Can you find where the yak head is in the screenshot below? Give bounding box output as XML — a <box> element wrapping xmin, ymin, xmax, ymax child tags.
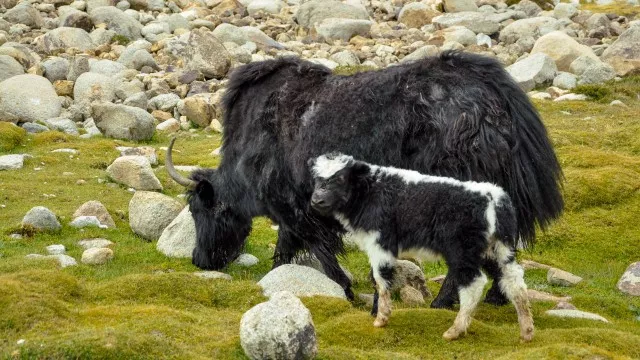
<box><xmin>166</xmin><ymin>138</ymin><xmax>249</xmax><ymax>270</ymax></box>
<box><xmin>308</xmin><ymin>152</ymin><xmax>370</xmax><ymax>216</ymax></box>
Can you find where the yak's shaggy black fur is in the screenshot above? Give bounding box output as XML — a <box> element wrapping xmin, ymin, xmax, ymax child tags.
<box><xmin>184</xmin><ymin>51</ymin><xmax>563</xmax><ymax>306</ymax></box>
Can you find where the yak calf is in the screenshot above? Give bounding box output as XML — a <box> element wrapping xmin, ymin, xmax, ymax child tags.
<box><xmin>309</xmin><ymin>153</ymin><xmax>534</xmax><ymax>341</ymax></box>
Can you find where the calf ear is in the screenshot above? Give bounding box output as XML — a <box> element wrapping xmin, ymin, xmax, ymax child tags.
<box><xmin>348</xmin><ymin>163</ymin><xmax>370</xmax><ymax>184</ymax></box>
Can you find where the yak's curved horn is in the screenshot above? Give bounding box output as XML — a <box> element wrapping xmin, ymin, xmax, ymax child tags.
<box><xmin>166</xmin><ymin>137</ymin><xmax>196</xmax><ymax>189</ymax></box>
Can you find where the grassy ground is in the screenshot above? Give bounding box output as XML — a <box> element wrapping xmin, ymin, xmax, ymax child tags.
<box><xmin>1</xmin><ymin>76</ymin><xmax>640</xmax><ymax>359</ymax></box>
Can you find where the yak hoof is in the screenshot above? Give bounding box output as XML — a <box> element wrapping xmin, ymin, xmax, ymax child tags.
<box><xmin>430</xmin><ymin>297</ymin><xmax>455</xmax><ymax>309</ymax></box>
<box><xmin>344</xmin><ymin>287</ymin><xmax>355</xmax><ymax>302</ymax></box>
<box><xmin>442</xmin><ymin>327</ymin><xmax>462</xmax><ymax>341</ymax></box>
<box><xmin>373</xmin><ymin>318</ymin><xmax>388</xmax><ymax>328</ymax></box>
<box><xmin>483</xmin><ymin>288</ymin><xmax>510</xmax><ymax>306</ymax></box>
<box><xmin>520</xmin><ymin>325</ymin><xmax>535</xmax><ymax>342</ymax></box>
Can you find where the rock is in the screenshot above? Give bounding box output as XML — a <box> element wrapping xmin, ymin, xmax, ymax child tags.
<box><xmin>22</xmin><ymin>123</ymin><xmax>49</xmax><ymax>133</ymax></box>
<box><xmin>89</xmin><ymin>6</ymin><xmax>142</xmax><ymax>40</ymax></box>
<box><xmin>183</xmin><ymin>28</ymin><xmax>231</xmax><ymax>79</ymax></box>
<box><xmin>443</xmin><ymin>26</ymin><xmax>477</xmax><ymax>46</ymax></box>
<box><xmin>3</xmin><ymin>3</ymin><xmax>43</xmax><ymax>27</ymax></box>
<box><xmin>70</xmin><ymin>215</ymin><xmax>107</xmax><ymax>228</ymax></box>
<box><xmin>148</xmin><ymin>93</ymin><xmax>180</xmax><ymax>112</ymax></box>
<box><xmin>258</xmin><ymin>264</ymin><xmax>347</xmax><ymax>299</ymax></box>
<box><xmin>545</xmin><ymin>309</ymin><xmax>609</xmax><ymax>322</ymax></box>
<box><xmin>444</xmin><ymin>0</ymin><xmax>478</xmax><ymax>12</ymax></box>
<box><xmin>554</xmin><ymin>93</ymin><xmax>588</xmax><ymax>101</ymax></box>
<box><xmin>330</xmin><ymin>50</ymin><xmax>360</xmax><ymax>66</ymax></box>
<box><xmin>46</xmin><ymin>244</ymin><xmax>66</xmax><ymax>255</ymax></box>
<box><xmin>553</xmin><ymin>301</ymin><xmax>577</xmax><ymax>310</ymax></box>
<box><xmin>392</xmin><ymin>260</ymin><xmax>431</xmax><ymax>298</ymax></box>
<box><xmin>499</xmin><ymin>17</ymin><xmax>560</xmax><ymax>45</ymax></box>
<box><xmin>212</xmin><ymin>23</ymin><xmax>248</xmax><ymax>45</ymax></box>
<box><xmin>35</xmin><ymin>27</ymin><xmax>94</xmax><ymax>55</ymax></box>
<box><xmin>433</xmin><ymin>12</ymin><xmax>500</xmax><ymax>35</ymax></box>
<box><xmin>0</xmin><ymin>43</ymin><xmax>41</xmax><ymax>70</ymax></box>
<box><xmin>22</xmin><ymin>206</ymin><xmax>61</xmax><ymax>231</ymax></box>
<box><xmin>553</xmin><ymin>2</ymin><xmax>577</xmax><ymax>19</ymax></box>
<box><xmin>117</xmin><ymin>146</ymin><xmax>157</xmax><ymax>165</ymax></box>
<box><xmin>601</xmin><ymin>26</ymin><xmax>640</xmax><ymax>76</ymax></box>
<box><xmin>521</xmin><ymin>259</ymin><xmax>553</xmax><ymax>270</ymax></box>
<box><xmin>0</xmin><ymin>154</ymin><xmax>25</xmax><ymax>170</ymax></box>
<box><xmin>0</xmin><ymin>75</ymin><xmax>61</xmax><ymax>123</ymax></box>
<box><xmin>530</xmin><ymin>31</ymin><xmax>599</xmax><ymax>72</ymax></box>
<box><xmin>553</xmin><ymin>72</ymin><xmax>577</xmax><ymax>89</ymax></box>
<box><xmin>129</xmin><ymin>191</ymin><xmax>183</xmax><ymax>241</ymax></box>
<box><xmin>77</xmin><ymin>238</ymin><xmax>114</xmax><ymax>249</ymax></box>
<box><xmin>617</xmin><ymin>262</ymin><xmax>640</xmax><ymax>296</ymax></box>
<box><xmin>86</xmin><ymin>0</ymin><xmax>115</xmax><ymax>12</ymax></box>
<box><xmin>42</xmin><ymin>57</ymin><xmax>70</xmax><ymax>83</ymax></box>
<box><xmin>156</xmin><ymin>118</ymin><xmax>180</xmax><ymax>133</ymax></box>
<box><xmin>242</xmin><ymin>26</ymin><xmax>284</xmax><ymax>50</ymax></box>
<box><xmin>568</xmin><ymin>55</ymin><xmax>601</xmax><ymax>76</ymax></box>
<box><xmin>27</xmin><ymin>254</ymin><xmax>77</xmax><ymax>267</ymax></box>
<box><xmin>118</xmin><ymin>48</ymin><xmax>157</xmax><ymax>70</ymax></box>
<box><xmin>107</xmin><ymin>155</ymin><xmax>162</xmax><ymax>191</ymax></box>
<box><xmin>578</xmin><ymin>63</ymin><xmax>616</xmax><ymax>85</ymax></box>
<box><xmin>89</xmin><ymin>59</ymin><xmax>127</xmax><ymax>76</ymax></box>
<box><xmin>292</xmin><ymin>255</ymin><xmax>353</xmax><ymax>283</ymax></box>
<box><xmin>240</xmin><ymin>291</ymin><xmax>317</xmax><ymax>360</ymax></box>
<box><xmin>308</xmin><ymin>58</ymin><xmax>339</xmax><ymax>70</ymax></box>
<box><xmin>182</xmin><ymin>96</ymin><xmax>213</xmax><ymax>127</ymax></box>
<box><xmin>547</xmin><ymin>267</ymin><xmax>583</xmax><ymax>286</ymax></box>
<box><xmin>400</xmin><ymin>285</ymin><xmax>426</xmax><ymax>306</ymax></box>
<box><xmin>44</xmin><ymin>118</ymin><xmax>79</xmax><ymax>136</ymax></box>
<box><xmin>610</xmin><ymin>100</ymin><xmax>627</xmax><ymax>108</ymax></box>
<box><xmin>67</xmin><ymin>55</ymin><xmax>90</xmax><ymax>81</ymax></box>
<box><xmin>529</xmin><ymin>91</ymin><xmax>552</xmax><ymax>100</ymax></box>
<box><xmin>73</xmin><ymin>200</ymin><xmax>115</xmax><ymax>228</ymax></box>
<box><xmin>0</xmin><ymin>55</ymin><xmax>24</xmax><ymax>82</ymax></box>
<box><xmin>401</xmin><ymin>45</ymin><xmax>439</xmax><ymax>63</ymax></box>
<box><xmin>156</xmin><ymin>206</ymin><xmax>196</xmax><ymax>258</ymax></box>
<box><xmin>74</xmin><ymin>72</ymin><xmax>116</xmax><ymax>116</ymax></box>
<box><xmin>81</xmin><ymin>247</ymin><xmax>114</xmax><ymax>265</ymax></box>
<box><xmin>429</xmin><ymin>274</ymin><xmax>446</xmax><ymax>284</ymax></box>
<box><xmin>398</xmin><ymin>3</ymin><xmax>440</xmax><ymax>29</ymax></box>
<box><xmin>235</xmin><ymin>253</ymin><xmax>259</xmax><ymax>267</ymax></box>
<box><xmin>193</xmin><ymin>271</ymin><xmax>232</xmax><ymax>280</ymax></box>
<box><xmin>527</xmin><ymin>289</ymin><xmax>572</xmax><ymax>302</ymax></box>
<box><xmin>124</xmin><ymin>92</ymin><xmax>148</xmax><ymax>109</ymax></box>
<box><xmin>295</xmin><ymin>0</ymin><xmax>369</xmax><ymax>28</ymax></box>
<box><xmin>506</xmin><ymin>53</ymin><xmax>557</xmax><ymax>92</ymax></box>
<box><xmin>92</xmin><ymin>103</ymin><xmax>155</xmax><ymax>141</ymax></box>
<box><xmin>59</xmin><ymin>7</ymin><xmax>93</xmax><ymax>32</ymax></box>
<box><xmin>316</xmin><ymin>18</ymin><xmax>372</xmax><ymax>42</ymax></box>
<box><xmin>247</xmin><ymin>0</ymin><xmax>283</xmax><ymax>17</ymax></box>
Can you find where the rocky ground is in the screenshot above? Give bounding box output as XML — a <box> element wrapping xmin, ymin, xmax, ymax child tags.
<box><xmin>1</xmin><ymin>0</ymin><xmax>640</xmax><ymax>358</ymax></box>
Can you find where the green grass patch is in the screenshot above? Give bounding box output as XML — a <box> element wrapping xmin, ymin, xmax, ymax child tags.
<box><xmin>0</xmin><ymin>122</ymin><xmax>26</xmax><ymax>152</ymax></box>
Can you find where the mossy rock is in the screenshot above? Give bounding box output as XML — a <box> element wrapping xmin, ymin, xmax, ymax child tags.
<box><xmin>0</xmin><ymin>122</ymin><xmax>27</xmax><ymax>152</ymax></box>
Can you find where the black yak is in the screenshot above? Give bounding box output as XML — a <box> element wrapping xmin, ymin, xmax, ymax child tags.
<box><xmin>166</xmin><ymin>51</ymin><xmax>563</xmax><ymax>308</ymax></box>
<box><xmin>308</xmin><ymin>153</ymin><xmax>534</xmax><ymax>341</ymax></box>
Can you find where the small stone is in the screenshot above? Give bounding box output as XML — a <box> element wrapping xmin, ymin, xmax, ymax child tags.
<box><xmin>193</xmin><ymin>271</ymin><xmax>232</xmax><ymax>280</ymax></box>
<box><xmin>429</xmin><ymin>274</ymin><xmax>446</xmax><ymax>284</ymax></box>
<box><xmin>400</xmin><ymin>285</ymin><xmax>426</xmax><ymax>306</ymax></box>
<box><xmin>527</xmin><ymin>289</ymin><xmax>572</xmax><ymax>303</ymax></box>
<box><xmin>22</xmin><ymin>206</ymin><xmax>61</xmax><ymax>231</ymax></box>
<box><xmin>73</xmin><ymin>200</ymin><xmax>116</xmax><ymax>228</ymax></box>
<box><xmin>553</xmin><ymin>301</ymin><xmax>577</xmax><ymax>310</ymax></box>
<box><xmin>235</xmin><ymin>253</ymin><xmax>259</xmax><ymax>267</ymax></box>
<box><xmin>27</xmin><ymin>253</ymin><xmax>78</xmax><ymax>267</ymax></box>
<box><xmin>545</xmin><ymin>309</ymin><xmax>609</xmax><ymax>322</ymax></box>
<box><xmin>116</xmin><ymin>146</ymin><xmax>157</xmax><ymax>166</ymax></box>
<box><xmin>156</xmin><ymin>118</ymin><xmax>181</xmax><ymax>133</ymax></box>
<box><xmin>554</xmin><ymin>93</ymin><xmax>588</xmax><ymax>101</ymax></box>
<box><xmin>70</xmin><ymin>216</ymin><xmax>107</xmax><ymax>229</ymax></box>
<box><xmin>617</xmin><ymin>261</ymin><xmax>640</xmax><ymax>296</ymax></box>
<box><xmin>610</xmin><ymin>100</ymin><xmax>628</xmax><ymax>108</ymax></box>
<box><xmin>81</xmin><ymin>247</ymin><xmax>114</xmax><ymax>265</ymax></box>
<box><xmin>399</xmin><ymin>3</ymin><xmax>441</xmax><ymax>29</ymax></box>
<box><xmin>0</xmin><ymin>154</ymin><xmax>25</xmax><ymax>171</ymax></box>
<box><xmin>54</xmin><ymin>80</ymin><xmax>74</xmax><ymax>97</ymax></box>
<box><xmin>316</xmin><ymin>18</ymin><xmax>372</xmax><ymax>42</ymax></box>
<box><xmin>530</xmin><ymin>92</ymin><xmax>552</xmax><ymax>100</ymax></box>
<box><xmin>46</xmin><ymin>244</ymin><xmax>66</xmax><ymax>255</ymax></box>
<box><xmin>547</xmin><ymin>267</ymin><xmax>583</xmax><ymax>286</ymax></box>
<box><xmin>78</xmin><ymin>238</ymin><xmax>114</xmax><ymax>249</ymax></box>
<box><xmin>553</xmin><ymin>72</ymin><xmax>577</xmax><ymax>89</ymax></box>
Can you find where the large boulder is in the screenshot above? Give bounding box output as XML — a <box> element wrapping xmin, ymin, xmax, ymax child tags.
<box><xmin>506</xmin><ymin>53</ymin><xmax>557</xmax><ymax>92</ymax></box>
<box><xmin>258</xmin><ymin>264</ymin><xmax>347</xmax><ymax>300</ymax></box>
<box><xmin>0</xmin><ymin>75</ymin><xmax>61</xmax><ymax>123</ymax></box>
<box><xmin>59</xmin><ymin>7</ymin><xmax>93</xmax><ymax>32</ymax></box>
<box><xmin>35</xmin><ymin>27</ymin><xmax>94</xmax><ymax>55</ymax></box>
<box><xmin>129</xmin><ymin>191</ymin><xmax>183</xmax><ymax>241</ymax></box>
<box><xmin>617</xmin><ymin>262</ymin><xmax>640</xmax><ymax>296</ymax></box>
<box><xmin>499</xmin><ymin>17</ymin><xmax>561</xmax><ymax>45</ymax></box>
<box><xmin>433</xmin><ymin>12</ymin><xmax>500</xmax><ymax>35</ymax></box>
<box><xmin>0</xmin><ymin>55</ymin><xmax>24</xmax><ymax>82</ymax></box>
<box><xmin>92</xmin><ymin>103</ymin><xmax>155</xmax><ymax>141</ymax></box>
<box><xmin>240</xmin><ymin>291</ymin><xmax>317</xmax><ymax>360</ymax></box>
<box><xmin>89</xmin><ymin>6</ymin><xmax>143</xmax><ymax>40</ymax></box>
<box><xmin>182</xmin><ymin>96</ymin><xmax>214</xmax><ymax>127</ymax></box>
<box><xmin>183</xmin><ymin>28</ymin><xmax>231</xmax><ymax>79</ymax></box>
<box><xmin>106</xmin><ymin>155</ymin><xmax>162</xmax><ymax>190</ymax></box>
<box><xmin>398</xmin><ymin>3</ymin><xmax>441</xmax><ymax>29</ymax></box>
<box><xmin>316</xmin><ymin>18</ymin><xmax>372</xmax><ymax>42</ymax></box>
<box><xmin>2</xmin><ymin>3</ymin><xmax>43</xmax><ymax>27</ymax></box>
<box><xmin>295</xmin><ymin>0</ymin><xmax>368</xmax><ymax>28</ymax></box>
<box><xmin>601</xmin><ymin>26</ymin><xmax>640</xmax><ymax>76</ymax></box>
<box><xmin>74</xmin><ymin>72</ymin><xmax>116</xmax><ymax>114</ymax></box>
<box><xmin>156</xmin><ymin>207</ymin><xmax>196</xmax><ymax>258</ymax></box>
<box><xmin>22</xmin><ymin>206</ymin><xmax>61</xmax><ymax>232</ymax></box>
<box><xmin>0</xmin><ymin>43</ymin><xmax>41</xmax><ymax>69</ymax></box>
<box><xmin>530</xmin><ymin>31</ymin><xmax>599</xmax><ymax>72</ymax></box>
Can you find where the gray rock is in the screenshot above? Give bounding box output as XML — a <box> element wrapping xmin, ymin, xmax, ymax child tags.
<box><xmin>26</xmin><ymin>254</ymin><xmax>77</xmax><ymax>267</ymax></box>
<box><xmin>308</xmin><ymin>58</ymin><xmax>339</xmax><ymax>70</ymax></box>
<box><xmin>258</xmin><ymin>264</ymin><xmax>347</xmax><ymax>299</ymax></box>
<box><xmin>316</xmin><ymin>18</ymin><xmax>372</xmax><ymax>42</ymax></box>
<box><xmin>89</xmin><ymin>59</ymin><xmax>127</xmax><ymax>76</ymax></box>
<box><xmin>247</xmin><ymin>0</ymin><xmax>283</xmax><ymax>17</ymax></box>
<box><xmin>193</xmin><ymin>271</ymin><xmax>232</xmax><ymax>280</ymax></box>
<box><xmin>547</xmin><ymin>267</ymin><xmax>583</xmax><ymax>286</ymax></box>
<box><xmin>59</xmin><ymin>7</ymin><xmax>93</xmax><ymax>32</ymax></box>
<box><xmin>141</xmin><ymin>22</ymin><xmax>170</xmax><ymax>38</ymax></box>
<box><xmin>610</xmin><ymin>100</ymin><xmax>627</xmax><ymax>107</ymax></box>
<box><xmin>601</xmin><ymin>26</ymin><xmax>640</xmax><ymax>76</ymax></box>
<box><xmin>81</xmin><ymin>247</ymin><xmax>114</xmax><ymax>264</ymax></box>
<box><xmin>235</xmin><ymin>253</ymin><xmax>259</xmax><ymax>267</ymax></box>
<box><xmin>67</xmin><ymin>55</ymin><xmax>90</xmax><ymax>81</ymax></box>
<box><xmin>74</xmin><ymin>72</ymin><xmax>116</xmax><ymax>116</ymax></box>
<box><xmin>0</xmin><ymin>75</ymin><xmax>61</xmax><ymax>123</ymax></box>
<box><xmin>510</xmin><ymin>0</ymin><xmax>542</xmax><ymax>17</ymax></box>
<box><xmin>0</xmin><ymin>42</ymin><xmax>41</xmax><ymax>69</ymax></box>
<box><xmin>92</xmin><ymin>103</ymin><xmax>155</xmax><ymax>141</ymax></box>
<box><xmin>400</xmin><ymin>285</ymin><xmax>425</xmax><ymax>306</ymax></box>
<box><xmin>46</xmin><ymin>244</ymin><xmax>66</xmax><ymax>255</ymax></box>
<box><xmin>116</xmin><ymin>145</ymin><xmax>157</xmax><ymax>165</ymax></box>
<box><xmin>241</xmin><ymin>26</ymin><xmax>284</xmax><ymax>49</ymax></box>
<box><xmin>0</xmin><ymin>154</ymin><xmax>25</xmax><ymax>170</ymax></box>
<box><xmin>499</xmin><ymin>17</ymin><xmax>560</xmax><ymax>45</ymax></box>
<box><xmin>554</xmin><ymin>93</ymin><xmax>588</xmax><ymax>101</ymax></box>
<box><xmin>530</xmin><ymin>31</ymin><xmax>599</xmax><ymax>71</ymax></box>
<box><xmin>44</xmin><ymin>117</ymin><xmax>78</xmax><ymax>135</ymax></box>
<box><xmin>148</xmin><ymin>93</ymin><xmax>180</xmax><ymax>112</ymax></box>
<box><xmin>433</xmin><ymin>12</ymin><xmax>500</xmax><ymax>35</ymax></box>
<box><xmin>156</xmin><ymin>118</ymin><xmax>180</xmax><ymax>133</ymax></box>
<box><xmin>398</xmin><ymin>2</ymin><xmax>439</xmax><ymax>29</ymax></box>
<box><xmin>330</xmin><ymin>50</ymin><xmax>360</xmax><ymax>66</ymax></box>
<box><xmin>444</xmin><ymin>0</ymin><xmax>478</xmax><ymax>13</ymax></box>
<box><xmin>240</xmin><ymin>291</ymin><xmax>317</xmax><ymax>360</ymax></box>
<box><xmin>129</xmin><ymin>191</ymin><xmax>183</xmax><ymax>240</ymax></box>
<box><xmin>578</xmin><ymin>63</ymin><xmax>616</xmax><ymax>85</ymax></box>
<box><xmin>22</xmin><ymin>123</ymin><xmax>49</xmax><ymax>133</ymax></box>
<box><xmin>42</xmin><ymin>57</ymin><xmax>70</xmax><ymax>83</ymax></box>
<box><xmin>106</xmin><ymin>155</ymin><xmax>162</xmax><ymax>191</ymax></box>
<box><xmin>617</xmin><ymin>261</ymin><xmax>640</xmax><ymax>296</ymax></box>
<box><xmin>165</xmin><ymin>13</ymin><xmax>190</xmax><ymax>32</ymax></box>
<box><xmin>506</xmin><ymin>53</ymin><xmax>557</xmax><ymax>92</ymax></box>
<box><xmin>22</xmin><ymin>206</ymin><xmax>61</xmax><ymax>231</ymax></box>
<box><xmin>3</xmin><ymin>3</ymin><xmax>43</xmax><ymax>27</ymax></box>
<box><xmin>89</xmin><ymin>27</ymin><xmax>117</xmax><ymax>46</ymax></box>
<box><xmin>77</xmin><ymin>238</ymin><xmax>114</xmax><ymax>249</ymax></box>
<box><xmin>115</xmin><ymin>78</ymin><xmax>145</xmax><ymax>100</ymax></box>
<box><xmin>183</xmin><ymin>28</ymin><xmax>231</xmax><ymax>79</ymax></box>
<box><xmin>157</xmin><ymin>206</ymin><xmax>196</xmax><ymax>258</ymax></box>
<box><xmin>443</xmin><ymin>26</ymin><xmax>477</xmax><ymax>46</ymax></box>
<box><xmin>0</xmin><ymin>55</ymin><xmax>23</xmax><ymax>82</ymax></box>
<box><xmin>35</xmin><ymin>27</ymin><xmax>94</xmax><ymax>55</ymax></box>
<box><xmin>295</xmin><ymin>0</ymin><xmax>368</xmax><ymax>28</ymax></box>
<box><xmin>86</xmin><ymin>0</ymin><xmax>115</xmax><ymax>12</ymax></box>
<box><xmin>118</xmin><ymin>48</ymin><xmax>157</xmax><ymax>70</ymax></box>
<box><xmin>553</xmin><ymin>2</ymin><xmax>577</xmax><ymax>19</ymax></box>
<box><xmin>391</xmin><ymin>260</ymin><xmax>431</xmax><ymax>298</ymax></box>
<box><xmin>124</xmin><ymin>92</ymin><xmax>148</xmax><ymax>109</ymax></box>
<box><xmin>212</xmin><ymin>23</ymin><xmax>248</xmax><ymax>45</ymax></box>
<box><xmin>401</xmin><ymin>45</ymin><xmax>439</xmax><ymax>63</ymax></box>
<box><xmin>552</xmin><ymin>72</ymin><xmax>576</xmax><ymax>89</ymax></box>
<box><xmin>83</xmin><ymin>117</ymin><xmax>102</xmax><ymax>137</ymax></box>
<box><xmin>545</xmin><ymin>309</ymin><xmax>609</xmax><ymax>322</ymax></box>
<box><xmin>569</xmin><ymin>55</ymin><xmax>602</xmax><ymax>76</ymax></box>
<box><xmin>70</xmin><ymin>215</ymin><xmax>107</xmax><ymax>228</ymax></box>
<box><xmin>527</xmin><ymin>289</ymin><xmax>572</xmax><ymax>303</ymax></box>
<box><xmin>89</xmin><ymin>6</ymin><xmax>143</xmax><ymax>40</ymax></box>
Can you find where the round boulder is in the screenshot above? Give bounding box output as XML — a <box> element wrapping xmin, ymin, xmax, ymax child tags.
<box><xmin>0</xmin><ymin>55</ymin><xmax>24</xmax><ymax>82</ymax></box>
<box><xmin>156</xmin><ymin>206</ymin><xmax>196</xmax><ymax>258</ymax></box>
<box><xmin>106</xmin><ymin>155</ymin><xmax>162</xmax><ymax>191</ymax></box>
<box><xmin>35</xmin><ymin>27</ymin><xmax>94</xmax><ymax>55</ymax></box>
<box><xmin>81</xmin><ymin>247</ymin><xmax>114</xmax><ymax>265</ymax></box>
<box><xmin>73</xmin><ymin>200</ymin><xmax>116</xmax><ymax>228</ymax></box>
<box><xmin>240</xmin><ymin>291</ymin><xmax>317</xmax><ymax>360</ymax></box>
<box><xmin>0</xmin><ymin>75</ymin><xmax>61</xmax><ymax>123</ymax></box>
<box><xmin>258</xmin><ymin>264</ymin><xmax>347</xmax><ymax>300</ymax></box>
<box><xmin>129</xmin><ymin>191</ymin><xmax>183</xmax><ymax>241</ymax></box>
<box><xmin>22</xmin><ymin>206</ymin><xmax>61</xmax><ymax>232</ymax></box>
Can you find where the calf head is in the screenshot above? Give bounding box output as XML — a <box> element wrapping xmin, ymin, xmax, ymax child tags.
<box><xmin>309</xmin><ymin>153</ymin><xmax>368</xmax><ymax>216</ymax></box>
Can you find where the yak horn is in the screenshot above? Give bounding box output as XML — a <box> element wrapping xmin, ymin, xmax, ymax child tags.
<box><xmin>166</xmin><ymin>137</ymin><xmax>196</xmax><ymax>189</ymax></box>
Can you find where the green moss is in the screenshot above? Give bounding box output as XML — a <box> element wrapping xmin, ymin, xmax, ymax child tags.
<box><xmin>111</xmin><ymin>34</ymin><xmax>131</xmax><ymax>46</ymax></box>
<box><xmin>333</xmin><ymin>65</ymin><xmax>376</xmax><ymax>76</ymax></box>
<box><xmin>0</xmin><ymin>122</ymin><xmax>26</xmax><ymax>152</ymax></box>
<box><xmin>573</xmin><ymin>84</ymin><xmax>612</xmax><ymax>102</ymax></box>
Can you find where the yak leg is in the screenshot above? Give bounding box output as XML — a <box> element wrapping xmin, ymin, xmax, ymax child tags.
<box><xmin>443</xmin><ymin>269</ymin><xmax>487</xmax><ymax>341</ymax></box>
<box><xmin>369</xmin><ymin>268</ymin><xmax>380</xmax><ymax>316</ymax></box>
<box><xmin>482</xmin><ymin>257</ymin><xmax>511</xmax><ymax>306</ymax></box>
<box><xmin>312</xmin><ymin>243</ymin><xmax>355</xmax><ymax>301</ymax></box>
<box><xmin>272</xmin><ymin>226</ymin><xmax>304</xmax><ymax>269</ymax></box>
<box><xmin>363</xmin><ymin>239</ymin><xmax>396</xmax><ymax>327</ymax></box>
<box><xmin>431</xmin><ymin>274</ymin><xmax>458</xmax><ymax>309</ymax></box>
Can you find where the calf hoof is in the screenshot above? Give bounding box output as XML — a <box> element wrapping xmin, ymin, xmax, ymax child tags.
<box><xmin>520</xmin><ymin>325</ymin><xmax>535</xmax><ymax>342</ymax></box>
<box><xmin>370</xmin><ymin>305</ymin><xmax>378</xmax><ymax>317</ymax></box>
<box><xmin>483</xmin><ymin>288</ymin><xmax>510</xmax><ymax>306</ymax></box>
<box><xmin>344</xmin><ymin>287</ymin><xmax>355</xmax><ymax>302</ymax></box>
<box><xmin>442</xmin><ymin>327</ymin><xmax>462</xmax><ymax>341</ymax></box>
<box><xmin>373</xmin><ymin>318</ymin><xmax>388</xmax><ymax>328</ymax></box>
